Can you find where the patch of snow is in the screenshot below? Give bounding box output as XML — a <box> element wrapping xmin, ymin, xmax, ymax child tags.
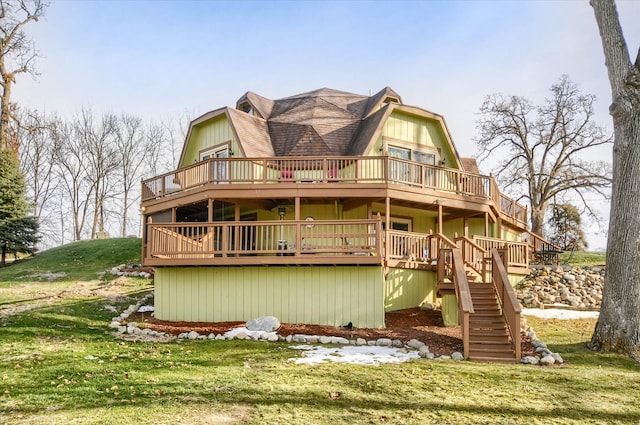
<box><xmin>137</xmin><ymin>305</ymin><xmax>155</xmax><ymax>313</ymax></box>
<box><xmin>522</xmin><ymin>308</ymin><xmax>599</xmax><ymax>320</ymax></box>
<box><xmin>289</xmin><ymin>344</ymin><xmax>420</xmax><ymax>366</ymax></box>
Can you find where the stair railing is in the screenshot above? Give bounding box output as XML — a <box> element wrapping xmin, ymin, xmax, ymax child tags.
<box><xmin>489</xmin><ymin>248</ymin><xmax>521</xmax><ymax>360</ymax></box>
<box><xmin>454</xmin><ymin>236</ymin><xmax>487</xmax><ymax>277</ymax></box>
<box><xmin>438</xmin><ymin>247</ymin><xmax>474</xmax><ymax>358</ymax></box>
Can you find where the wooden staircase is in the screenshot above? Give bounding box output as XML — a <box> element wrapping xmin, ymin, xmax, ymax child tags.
<box><xmin>467</xmin><ymin>283</ymin><xmax>517</xmax><ymax>363</ymax></box>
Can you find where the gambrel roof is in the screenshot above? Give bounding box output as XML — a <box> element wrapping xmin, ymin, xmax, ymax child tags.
<box><xmin>180</xmin><ymin>87</ymin><xmax>462</xmax><ymax>166</ymax></box>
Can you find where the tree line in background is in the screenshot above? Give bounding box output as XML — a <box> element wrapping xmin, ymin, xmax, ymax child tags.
<box><xmin>16</xmin><ymin>108</ymin><xmax>189</xmax><ymax>249</ymax></box>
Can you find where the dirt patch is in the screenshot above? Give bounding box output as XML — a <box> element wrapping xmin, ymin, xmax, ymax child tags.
<box><xmin>128</xmin><ymin>307</ymin><xmax>534</xmax><ymax>357</ymax></box>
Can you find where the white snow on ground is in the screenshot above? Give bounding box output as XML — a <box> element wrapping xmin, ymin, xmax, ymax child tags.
<box><xmin>522</xmin><ymin>308</ymin><xmax>599</xmax><ymax>320</ymax></box>
<box><xmin>289</xmin><ymin>344</ymin><xmax>420</xmax><ymax>366</ymax></box>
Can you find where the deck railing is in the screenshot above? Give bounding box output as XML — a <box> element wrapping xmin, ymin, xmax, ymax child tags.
<box><xmin>438</xmin><ymin>248</ymin><xmax>474</xmax><ymax>358</ymax></box>
<box><xmin>453</xmin><ymin>236</ymin><xmax>488</xmax><ymax>276</ymax></box>
<box><xmin>141</xmin><ymin>156</ymin><xmax>527</xmax><ymax>227</ymax></box>
<box><xmin>145</xmin><ymin>219</ymin><xmax>383</xmax><ymax>265</ymax></box>
<box><xmin>472</xmin><ymin>236</ymin><xmax>529</xmax><ymax>269</ymax></box>
<box><xmin>489</xmin><ymin>248</ymin><xmax>522</xmax><ymax>360</ymax></box>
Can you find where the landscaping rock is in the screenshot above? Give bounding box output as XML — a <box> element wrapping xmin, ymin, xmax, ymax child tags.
<box><xmin>539</xmin><ymin>355</ymin><xmax>556</xmax><ymax>366</ymax></box>
<box><xmin>408</xmin><ymin>339</ymin><xmax>426</xmax><ymax>350</ymax></box>
<box><xmin>551</xmin><ymin>353</ymin><xmax>564</xmax><ymax>364</ymax></box>
<box><xmin>516</xmin><ymin>265</ymin><xmax>605</xmax><ymax>309</ymax></box>
<box><xmin>376</xmin><ymin>338</ymin><xmax>392</xmax><ymax>347</ymax></box>
<box><xmin>521</xmin><ymin>356</ymin><xmax>540</xmax><ymax>365</ymax></box>
<box><xmin>187</xmin><ymin>331</ymin><xmax>200</xmax><ymax>340</ymax></box>
<box><xmin>246</xmin><ymin>316</ymin><xmax>281</xmax><ymax>332</ymax></box>
<box><xmin>356</xmin><ymin>338</ymin><xmax>367</xmax><ymax>346</ymax></box>
<box><xmin>451</xmin><ymin>351</ymin><xmax>464</xmax><ymax>360</ymax></box>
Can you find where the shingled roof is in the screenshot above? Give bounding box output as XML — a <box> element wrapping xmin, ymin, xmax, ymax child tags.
<box><xmin>182</xmin><ymin>87</ymin><xmax>461</xmax><ymax>165</ymax></box>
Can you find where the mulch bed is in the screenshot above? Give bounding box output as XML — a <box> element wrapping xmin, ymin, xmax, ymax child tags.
<box><xmin>129</xmin><ymin>307</ymin><xmax>533</xmax><ymax>357</ymax></box>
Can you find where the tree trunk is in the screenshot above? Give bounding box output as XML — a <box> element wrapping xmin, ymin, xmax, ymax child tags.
<box><xmin>589</xmin><ymin>0</ymin><xmax>640</xmax><ymax>359</ymax></box>
<box><xmin>530</xmin><ymin>203</ymin><xmax>547</xmax><ymax>237</ymax></box>
<box><xmin>0</xmin><ymin>78</ymin><xmax>13</xmax><ymax>152</ymax></box>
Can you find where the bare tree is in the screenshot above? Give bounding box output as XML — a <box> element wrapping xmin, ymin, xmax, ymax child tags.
<box><xmin>16</xmin><ymin>108</ymin><xmax>58</xmax><ymax>248</ymax></box>
<box><xmin>50</xmin><ymin>115</ymin><xmax>92</xmax><ymax>241</ymax></box>
<box><xmin>476</xmin><ymin>75</ymin><xmax>612</xmax><ymax>236</ymax></box>
<box><xmin>76</xmin><ymin>108</ymin><xmax>119</xmax><ymax>239</ymax></box>
<box><xmin>114</xmin><ymin>115</ymin><xmax>162</xmax><ymax>237</ymax></box>
<box><xmin>0</xmin><ymin>0</ymin><xmax>47</xmax><ymax>152</ymax></box>
<box><xmin>589</xmin><ymin>0</ymin><xmax>640</xmax><ymax>360</ymax></box>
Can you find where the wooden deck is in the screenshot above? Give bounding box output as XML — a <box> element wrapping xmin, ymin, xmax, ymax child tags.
<box><xmin>141</xmin><ymin>156</ymin><xmax>528</xmax><ymax>228</ymax></box>
<box><xmin>143</xmin><ymin>221</ymin><xmax>531</xmax><ymax>273</ymax></box>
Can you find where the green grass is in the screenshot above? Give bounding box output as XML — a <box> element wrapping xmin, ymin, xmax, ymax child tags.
<box><xmin>1</xmin><ymin>239</ymin><xmax>638</xmax><ymax>424</ymax></box>
<box><xmin>559</xmin><ymin>251</ymin><xmax>606</xmax><ymax>266</ymax></box>
<box><xmin>0</xmin><ymin>238</ymin><xmax>141</xmax><ymax>283</ymax></box>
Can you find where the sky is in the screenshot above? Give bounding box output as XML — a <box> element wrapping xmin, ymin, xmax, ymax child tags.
<box><xmin>13</xmin><ymin>0</ymin><xmax>640</xmax><ymax>250</ymax></box>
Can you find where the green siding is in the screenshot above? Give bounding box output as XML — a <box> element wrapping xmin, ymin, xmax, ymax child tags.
<box><xmin>181</xmin><ymin>115</ymin><xmax>238</xmax><ymax>167</ymax></box>
<box><xmin>155</xmin><ymin>266</ymin><xmax>385</xmax><ymax>328</ymax></box>
<box><xmin>379</xmin><ymin>111</ymin><xmax>457</xmax><ymax>168</ymax></box>
<box><xmin>441</xmin><ymin>294</ymin><xmax>459</xmax><ymax>326</ymax></box>
<box><xmin>384</xmin><ymin>268</ymin><xmax>437</xmax><ymax>312</ymax></box>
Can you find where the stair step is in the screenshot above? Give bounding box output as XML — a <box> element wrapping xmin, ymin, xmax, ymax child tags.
<box><xmin>470</xmin><ymin>341</ymin><xmax>513</xmax><ymax>348</ymax></box>
<box><xmin>468</xmin><ymin>356</ymin><xmax>518</xmax><ymax>364</ymax></box>
<box><xmin>469</xmin><ymin>347</ymin><xmax>515</xmax><ymax>357</ymax></box>
<box><xmin>469</xmin><ymin>334</ymin><xmax>510</xmax><ymax>343</ymax></box>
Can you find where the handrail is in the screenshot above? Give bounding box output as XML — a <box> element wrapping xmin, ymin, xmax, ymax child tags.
<box><xmin>141</xmin><ymin>156</ymin><xmax>529</xmax><ymax>227</ymax></box>
<box><xmin>146</xmin><ymin>219</ymin><xmax>383</xmax><ymax>263</ymax></box>
<box><xmin>437</xmin><ymin>247</ymin><xmax>473</xmax><ymax>358</ymax></box>
<box><xmin>472</xmin><ymin>236</ymin><xmax>529</xmax><ymax>269</ymax></box>
<box><xmin>454</xmin><ymin>236</ymin><xmax>487</xmax><ymax>276</ymax></box>
<box><xmin>490</xmin><ymin>248</ymin><xmax>521</xmax><ymax>360</ymax></box>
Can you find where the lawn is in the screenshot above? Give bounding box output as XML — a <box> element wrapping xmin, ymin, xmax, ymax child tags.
<box><xmin>0</xmin><ymin>240</ymin><xmax>638</xmax><ymax>424</ymax></box>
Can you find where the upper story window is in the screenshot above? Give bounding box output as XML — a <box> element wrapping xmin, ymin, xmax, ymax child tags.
<box><xmin>387</xmin><ymin>144</ymin><xmax>438</xmax><ymax>166</ymax></box>
<box><xmin>238</xmin><ymin>101</ymin><xmax>256</xmax><ymax>116</ymax></box>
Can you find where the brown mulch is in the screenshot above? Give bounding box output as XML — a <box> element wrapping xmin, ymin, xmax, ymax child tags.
<box><xmin>129</xmin><ymin>307</ymin><xmax>534</xmax><ymax>357</ymax></box>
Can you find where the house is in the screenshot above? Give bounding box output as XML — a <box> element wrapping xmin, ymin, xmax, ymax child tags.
<box><xmin>141</xmin><ymin>87</ymin><xmax>554</xmax><ymax>361</ymax></box>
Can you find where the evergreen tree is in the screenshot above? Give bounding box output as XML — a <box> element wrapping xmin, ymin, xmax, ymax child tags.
<box><xmin>548</xmin><ymin>203</ymin><xmax>588</xmax><ymax>251</ymax></box>
<box><xmin>0</xmin><ymin>149</ymin><xmax>38</xmax><ymax>265</ymax></box>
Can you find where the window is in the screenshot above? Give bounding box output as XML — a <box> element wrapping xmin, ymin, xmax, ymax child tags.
<box><xmin>200</xmin><ymin>144</ymin><xmax>230</xmax><ymax>182</ymax></box>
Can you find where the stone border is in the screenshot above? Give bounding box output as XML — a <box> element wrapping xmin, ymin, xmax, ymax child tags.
<box><xmin>109</xmin><ymin>298</ymin><xmax>559</xmax><ymax>365</ymax></box>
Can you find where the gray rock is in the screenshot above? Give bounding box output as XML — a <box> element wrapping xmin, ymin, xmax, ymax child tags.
<box><xmin>331</xmin><ymin>337</ymin><xmax>350</xmax><ymax>345</ymax></box>
<box><xmin>521</xmin><ymin>356</ymin><xmax>540</xmax><ymax>365</ymax></box>
<box><xmin>267</xmin><ymin>334</ymin><xmax>279</xmax><ymax>342</ymax></box>
<box><xmin>419</xmin><ymin>346</ymin><xmax>430</xmax><ymax>356</ymax></box>
<box><xmin>234</xmin><ymin>331</ymin><xmax>247</xmax><ymax>340</ymax></box>
<box><xmin>367</xmin><ymin>340</ymin><xmax>376</xmax><ymax>346</ymax></box>
<box><xmin>306</xmin><ymin>336</ymin><xmax>319</xmax><ymax>344</ymax></box>
<box><xmin>451</xmin><ymin>351</ymin><xmax>464</xmax><ymax>360</ymax></box>
<box><xmin>551</xmin><ymin>353</ymin><xmax>564</xmax><ymax>364</ymax></box>
<box><xmin>109</xmin><ymin>321</ymin><xmax>121</xmax><ymax>329</ymax></box>
<box><xmin>356</xmin><ymin>338</ymin><xmax>367</xmax><ymax>346</ymax></box>
<box><xmin>392</xmin><ymin>339</ymin><xmax>404</xmax><ymax>348</ymax></box>
<box><xmin>408</xmin><ymin>339</ymin><xmax>426</xmax><ymax>349</ymax></box>
<box><xmin>531</xmin><ymin>340</ymin><xmax>547</xmax><ymax>349</ymax></box>
<box><xmin>292</xmin><ymin>334</ymin><xmax>307</xmax><ymax>343</ymax></box>
<box><xmin>319</xmin><ymin>336</ymin><xmax>332</xmax><ymax>344</ymax></box>
<box><xmin>376</xmin><ymin>338</ymin><xmax>392</xmax><ymax>347</ymax></box>
<box><xmin>207</xmin><ymin>333</ymin><xmax>216</xmax><ymax>340</ymax></box>
<box><xmin>188</xmin><ymin>331</ymin><xmax>200</xmax><ymax>340</ymax></box>
<box><xmin>426</xmin><ymin>353</ymin><xmax>435</xmax><ymax>360</ymax></box>
<box><xmin>246</xmin><ymin>316</ymin><xmax>281</xmax><ymax>332</ymax></box>
<box><xmin>178</xmin><ymin>332</ymin><xmax>188</xmax><ymax>339</ymax></box>
<box><xmin>215</xmin><ymin>334</ymin><xmax>226</xmax><ymax>340</ymax></box>
<box><xmin>539</xmin><ymin>355</ymin><xmax>556</xmax><ymax>366</ymax></box>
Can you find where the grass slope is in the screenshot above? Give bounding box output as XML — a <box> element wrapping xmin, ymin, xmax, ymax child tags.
<box><xmin>1</xmin><ymin>240</ymin><xmax>638</xmax><ymax>424</ymax></box>
<box><xmin>0</xmin><ymin>238</ymin><xmax>141</xmax><ymax>283</ymax></box>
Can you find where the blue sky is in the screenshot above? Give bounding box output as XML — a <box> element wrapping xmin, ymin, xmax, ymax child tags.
<box><xmin>14</xmin><ymin>0</ymin><xmax>640</xmax><ymax>249</ymax></box>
